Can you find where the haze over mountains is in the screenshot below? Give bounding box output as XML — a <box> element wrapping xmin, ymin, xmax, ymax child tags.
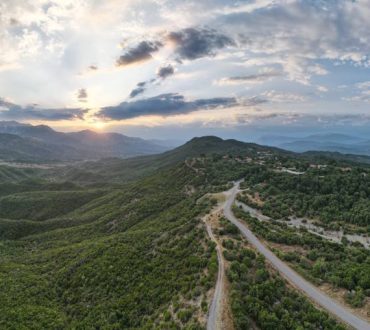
<box><xmin>0</xmin><ymin>121</ymin><xmax>168</xmax><ymax>162</ymax></box>
<box><xmin>258</xmin><ymin>133</ymin><xmax>370</xmax><ymax>156</ymax></box>
<box><xmin>2</xmin><ymin>120</ymin><xmax>370</xmax><ymax>163</ymax></box>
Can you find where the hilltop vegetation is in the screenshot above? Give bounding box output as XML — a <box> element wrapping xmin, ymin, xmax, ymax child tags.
<box><xmin>240</xmin><ymin>163</ymin><xmax>370</xmax><ymax>228</ymax></box>
<box><xmin>54</xmin><ymin>136</ymin><xmax>282</xmax><ymax>186</ymax></box>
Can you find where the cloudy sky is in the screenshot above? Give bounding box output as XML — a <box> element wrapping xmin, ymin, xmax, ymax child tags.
<box><xmin>1</xmin><ymin>0</ymin><xmax>370</xmax><ymax>141</ymax></box>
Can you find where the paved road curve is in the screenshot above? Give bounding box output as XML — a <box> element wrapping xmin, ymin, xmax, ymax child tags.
<box><xmin>205</xmin><ymin>220</ymin><xmax>224</xmax><ymax>330</ymax></box>
<box><xmin>223</xmin><ymin>182</ymin><xmax>370</xmax><ymax>330</ymax></box>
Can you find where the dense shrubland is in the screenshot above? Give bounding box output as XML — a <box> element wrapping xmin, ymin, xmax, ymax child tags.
<box><xmin>0</xmin><ymin>147</ymin><xmax>255</xmax><ymax>329</ymax></box>
<box><xmin>233</xmin><ymin>207</ymin><xmax>370</xmax><ymax>308</ymax></box>
<box><xmin>240</xmin><ymin>165</ymin><xmax>370</xmax><ymax>227</ymax></box>
<box><xmin>1</xmin><ymin>136</ymin><xmax>369</xmax><ymax>328</ymax></box>
<box><xmin>0</xmin><ymin>166</ymin><xmax>216</xmax><ymax>328</ymax></box>
<box><xmin>216</xmin><ymin>218</ymin><xmax>345</xmax><ymax>329</ymax></box>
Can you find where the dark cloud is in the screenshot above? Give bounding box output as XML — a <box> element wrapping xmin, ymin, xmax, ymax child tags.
<box><xmin>157</xmin><ymin>64</ymin><xmax>175</xmax><ymax>79</ymax></box>
<box><xmin>129</xmin><ymin>64</ymin><xmax>175</xmax><ymax>98</ymax></box>
<box><xmin>128</xmin><ymin>64</ymin><xmax>175</xmax><ymax>98</ymax></box>
<box><xmin>98</xmin><ymin>93</ymin><xmax>238</xmax><ymax>120</ymax></box>
<box><xmin>9</xmin><ymin>18</ymin><xmax>19</xmax><ymax>26</ymax></box>
<box><xmin>124</xmin><ymin>27</ymin><xmax>233</xmax><ymax>99</ymax></box>
<box><xmin>117</xmin><ymin>27</ymin><xmax>233</xmax><ymax>68</ymax></box>
<box><xmin>0</xmin><ymin>98</ymin><xmax>86</xmax><ymax>121</ymax></box>
<box><xmin>128</xmin><ymin>78</ymin><xmax>157</xmax><ymax>99</ymax></box>
<box><xmin>239</xmin><ymin>96</ymin><xmax>267</xmax><ymax>106</ymax></box>
<box><xmin>219</xmin><ymin>71</ymin><xmax>282</xmax><ymax>85</ymax></box>
<box><xmin>116</xmin><ymin>41</ymin><xmax>163</xmax><ymax>66</ymax></box>
<box><xmin>77</xmin><ymin>88</ymin><xmax>88</xmax><ymax>102</ymax></box>
<box><xmin>167</xmin><ymin>27</ymin><xmax>235</xmax><ymax>61</ymax></box>
<box><xmin>129</xmin><ymin>82</ymin><xmax>147</xmax><ymax>98</ymax></box>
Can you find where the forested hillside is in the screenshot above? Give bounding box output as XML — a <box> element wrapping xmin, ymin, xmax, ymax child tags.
<box><xmin>0</xmin><ymin>137</ymin><xmax>259</xmax><ymax>328</ymax></box>
<box><xmin>1</xmin><ymin>136</ymin><xmax>369</xmax><ymax>328</ymax></box>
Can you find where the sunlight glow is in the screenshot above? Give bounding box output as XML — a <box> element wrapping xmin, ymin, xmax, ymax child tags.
<box><xmin>91</xmin><ymin>120</ymin><xmax>106</xmax><ymax>130</ymax></box>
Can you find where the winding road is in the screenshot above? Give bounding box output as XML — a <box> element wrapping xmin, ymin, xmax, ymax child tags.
<box><xmin>222</xmin><ymin>181</ymin><xmax>370</xmax><ymax>330</ymax></box>
<box><xmin>205</xmin><ymin>220</ymin><xmax>224</xmax><ymax>330</ymax></box>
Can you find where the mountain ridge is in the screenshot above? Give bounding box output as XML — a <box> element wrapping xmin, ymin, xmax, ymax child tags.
<box><xmin>258</xmin><ymin>132</ymin><xmax>370</xmax><ymax>156</ymax></box>
<box><xmin>0</xmin><ymin>121</ymin><xmax>168</xmax><ymax>162</ymax></box>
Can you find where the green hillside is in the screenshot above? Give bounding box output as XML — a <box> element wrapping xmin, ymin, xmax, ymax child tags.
<box><xmin>0</xmin><ymin>136</ymin><xmax>368</xmax><ymax>329</ymax></box>
<box><xmin>0</xmin><ymin>164</ymin><xmax>44</xmax><ymax>182</ymax></box>
<box><xmin>0</xmin><ymin>137</ymin><xmax>277</xmax><ymax>328</ymax></box>
<box><xmin>54</xmin><ymin>136</ymin><xmax>286</xmax><ymax>186</ymax></box>
<box><xmin>0</xmin><ymin>190</ymin><xmax>105</xmax><ymax>221</ymax></box>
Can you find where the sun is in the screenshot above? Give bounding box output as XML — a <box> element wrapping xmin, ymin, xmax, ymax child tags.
<box><xmin>91</xmin><ymin>121</ymin><xmax>106</xmax><ymax>130</ymax></box>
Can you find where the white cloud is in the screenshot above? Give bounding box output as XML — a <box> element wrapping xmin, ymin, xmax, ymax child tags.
<box><xmin>261</xmin><ymin>90</ymin><xmax>307</xmax><ymax>103</ymax></box>
<box><xmin>356</xmin><ymin>81</ymin><xmax>370</xmax><ymax>90</ymax></box>
<box><xmin>0</xmin><ymin>0</ymin><xmax>370</xmax><ymax>128</ymax></box>
<box><xmin>343</xmin><ymin>90</ymin><xmax>370</xmax><ymax>103</ymax></box>
<box><xmin>217</xmin><ymin>1</ymin><xmax>370</xmax><ymax>84</ymax></box>
<box><xmin>343</xmin><ymin>80</ymin><xmax>370</xmax><ymax>103</ymax></box>
<box><xmin>317</xmin><ymin>85</ymin><xmax>329</xmax><ymax>93</ymax></box>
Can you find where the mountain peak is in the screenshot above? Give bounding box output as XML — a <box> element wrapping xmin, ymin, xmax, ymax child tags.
<box><xmin>187</xmin><ymin>136</ymin><xmax>224</xmax><ymax>144</ymax></box>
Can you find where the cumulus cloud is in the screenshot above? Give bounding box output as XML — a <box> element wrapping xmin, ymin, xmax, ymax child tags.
<box><xmin>167</xmin><ymin>27</ymin><xmax>235</xmax><ymax>61</ymax></box>
<box><xmin>119</xmin><ymin>26</ymin><xmax>234</xmax><ymax>70</ymax></box>
<box><xmin>0</xmin><ymin>98</ymin><xmax>86</xmax><ymax>121</ymax></box>
<box><xmin>218</xmin><ymin>1</ymin><xmax>370</xmax><ymax>86</ymax></box>
<box><xmin>98</xmin><ymin>93</ymin><xmax>239</xmax><ymax>120</ymax></box>
<box><xmin>116</xmin><ymin>41</ymin><xmax>163</xmax><ymax>67</ymax></box>
<box><xmin>125</xmin><ymin>26</ymin><xmax>235</xmax><ymax>98</ymax></box>
<box><xmin>2</xmin><ymin>0</ymin><xmax>370</xmax><ymax>128</ymax></box>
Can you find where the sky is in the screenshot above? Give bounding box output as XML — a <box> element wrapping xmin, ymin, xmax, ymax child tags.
<box><xmin>0</xmin><ymin>0</ymin><xmax>370</xmax><ymax>141</ymax></box>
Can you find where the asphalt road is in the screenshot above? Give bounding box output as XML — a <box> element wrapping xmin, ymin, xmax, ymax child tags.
<box><xmin>205</xmin><ymin>220</ymin><xmax>224</xmax><ymax>330</ymax></box>
<box><xmin>223</xmin><ymin>181</ymin><xmax>370</xmax><ymax>330</ymax></box>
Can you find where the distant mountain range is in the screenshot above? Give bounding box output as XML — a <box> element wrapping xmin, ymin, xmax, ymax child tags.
<box><xmin>258</xmin><ymin>133</ymin><xmax>370</xmax><ymax>156</ymax></box>
<box><xmin>0</xmin><ymin>121</ymin><xmax>168</xmax><ymax>162</ymax></box>
<box><xmin>2</xmin><ymin>121</ymin><xmax>370</xmax><ymax>163</ymax></box>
